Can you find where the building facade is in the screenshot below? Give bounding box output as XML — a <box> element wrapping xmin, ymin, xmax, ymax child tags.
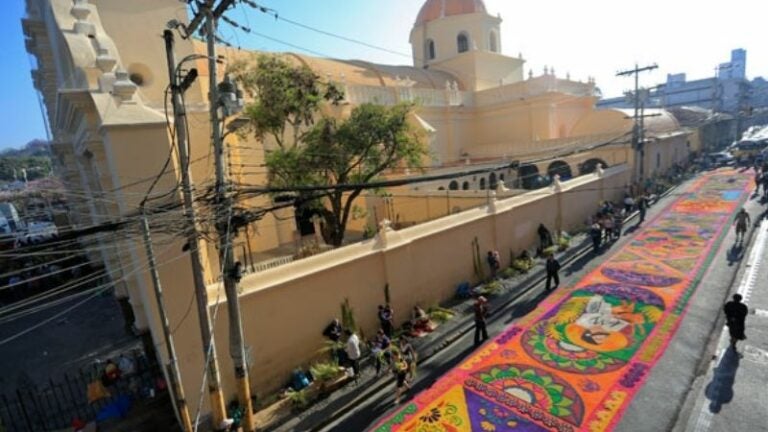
<box><xmin>599</xmin><ymin>49</ymin><xmax>760</xmax><ymax>115</ymax></box>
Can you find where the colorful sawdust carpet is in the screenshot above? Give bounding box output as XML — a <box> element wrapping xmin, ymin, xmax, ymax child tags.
<box><xmin>372</xmin><ymin>170</ymin><xmax>750</xmax><ymax>432</ymax></box>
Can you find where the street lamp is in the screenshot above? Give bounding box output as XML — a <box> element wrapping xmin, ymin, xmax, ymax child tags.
<box><xmin>217</xmin><ymin>74</ymin><xmax>244</xmax><ymax>117</ymax></box>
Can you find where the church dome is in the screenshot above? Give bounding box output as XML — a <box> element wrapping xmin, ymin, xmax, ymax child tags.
<box><xmin>415</xmin><ymin>0</ymin><xmax>487</xmax><ymax>26</ymax></box>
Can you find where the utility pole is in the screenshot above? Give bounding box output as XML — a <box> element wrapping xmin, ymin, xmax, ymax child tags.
<box><xmin>617</xmin><ymin>63</ymin><xmax>658</xmax><ymax>187</ymax></box>
<box><xmin>139</xmin><ymin>209</ymin><xmax>194</xmax><ymax>432</ymax></box>
<box><xmin>200</xmin><ymin>1</ymin><xmax>256</xmax><ymax>430</ymax></box>
<box><xmin>162</xmin><ymin>29</ymin><xmax>228</xmax><ymax>427</ymax></box>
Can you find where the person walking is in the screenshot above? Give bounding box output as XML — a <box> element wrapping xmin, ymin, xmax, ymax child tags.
<box><xmin>613</xmin><ymin>209</ymin><xmax>624</xmax><ymax>239</ymax></box>
<box><xmin>545</xmin><ymin>254</ymin><xmax>561</xmax><ymax>291</ymax></box>
<box><xmin>392</xmin><ymin>351</ymin><xmax>411</xmax><ymax>405</ymax></box>
<box><xmin>397</xmin><ymin>337</ymin><xmax>418</xmax><ymax>383</ymax></box>
<box><xmin>378</xmin><ymin>304</ymin><xmax>394</xmax><ymax>337</ymax></box>
<box><xmin>623</xmin><ymin>194</ymin><xmax>635</xmax><ymax>214</ymax></box>
<box><xmin>734</xmin><ymin>208</ymin><xmax>751</xmax><ymax>243</ymax></box>
<box><xmin>724</xmin><ymin>294</ymin><xmax>748</xmax><ymax>351</ymax></box>
<box><xmin>537</xmin><ymin>224</ymin><xmax>553</xmax><ymax>254</ymax></box>
<box><xmin>590</xmin><ymin>221</ymin><xmax>602</xmax><ymax>253</ymax></box>
<box><xmin>344</xmin><ymin>329</ymin><xmax>361</xmax><ymax>382</ymax></box>
<box><xmin>371</xmin><ymin>329</ymin><xmax>391</xmax><ymax>376</ymax></box>
<box><xmin>474</xmin><ymin>296</ymin><xmax>489</xmax><ymax>346</ymax></box>
<box><xmin>755</xmin><ymin>169</ymin><xmax>762</xmax><ymax>194</ymax></box>
<box><xmin>637</xmin><ymin>194</ymin><xmax>648</xmax><ymax>224</ymax></box>
<box><xmin>602</xmin><ymin>213</ymin><xmax>614</xmax><ymax>243</ymax></box>
<box><xmin>486</xmin><ymin>250</ymin><xmax>500</xmax><ymax>280</ymax></box>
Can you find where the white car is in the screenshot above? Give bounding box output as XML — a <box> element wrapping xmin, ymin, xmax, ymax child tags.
<box><xmin>19</xmin><ymin>221</ymin><xmax>58</xmax><ymax>244</ymax></box>
<box><xmin>707</xmin><ymin>151</ymin><xmax>735</xmax><ymax>167</ymax></box>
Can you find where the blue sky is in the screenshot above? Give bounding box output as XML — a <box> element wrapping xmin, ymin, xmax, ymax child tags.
<box><xmin>2</xmin><ymin>0</ymin><xmax>47</xmax><ymax>151</ymax></box>
<box><xmin>3</xmin><ymin>0</ymin><xmax>767</xmax><ymax>151</ymax></box>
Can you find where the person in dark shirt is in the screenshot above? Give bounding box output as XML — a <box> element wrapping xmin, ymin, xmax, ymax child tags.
<box><xmin>724</xmin><ymin>294</ymin><xmax>748</xmax><ymax>351</ymax></box>
<box><xmin>637</xmin><ymin>194</ymin><xmax>648</xmax><ymax>224</ymax></box>
<box><xmin>545</xmin><ymin>254</ymin><xmax>561</xmax><ymax>291</ymax></box>
<box><xmin>474</xmin><ymin>296</ymin><xmax>489</xmax><ymax>345</ymax></box>
<box><xmin>378</xmin><ymin>304</ymin><xmax>394</xmax><ymax>337</ymax></box>
<box><xmin>322</xmin><ymin>318</ymin><xmax>342</xmax><ymax>342</ymax></box>
<box><xmin>487</xmin><ymin>250</ymin><xmax>500</xmax><ymax>279</ymax></box>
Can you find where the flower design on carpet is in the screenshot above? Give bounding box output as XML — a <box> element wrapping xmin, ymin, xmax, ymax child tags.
<box><xmin>601</xmin><ymin>265</ymin><xmax>682</xmax><ymax>288</ymax></box>
<box><xmin>522</xmin><ymin>284</ymin><xmax>664</xmax><ymax>372</ymax></box>
<box><xmin>468</xmin><ymin>363</ymin><xmax>585</xmax><ymax>426</ymax></box>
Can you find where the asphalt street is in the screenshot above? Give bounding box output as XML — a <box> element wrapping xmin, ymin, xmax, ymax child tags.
<box><xmin>673</xmin><ymin>194</ymin><xmax>768</xmax><ymax>432</ymax></box>
<box><xmin>317</xmin><ymin>170</ymin><xmax>762</xmax><ymax>432</ymax></box>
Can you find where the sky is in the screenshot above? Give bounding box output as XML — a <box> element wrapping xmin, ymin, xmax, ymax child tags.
<box><xmin>3</xmin><ymin>0</ymin><xmax>767</xmax><ymax>151</ymax></box>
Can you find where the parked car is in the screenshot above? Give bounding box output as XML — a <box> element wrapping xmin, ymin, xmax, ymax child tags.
<box><xmin>706</xmin><ymin>151</ymin><xmax>735</xmax><ymax>167</ymax></box>
<box><xmin>17</xmin><ymin>221</ymin><xmax>58</xmax><ymax>245</ymax></box>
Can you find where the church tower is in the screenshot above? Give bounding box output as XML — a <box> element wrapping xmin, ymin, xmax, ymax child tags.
<box><xmin>410</xmin><ymin>0</ymin><xmax>525</xmax><ymax>91</ymax></box>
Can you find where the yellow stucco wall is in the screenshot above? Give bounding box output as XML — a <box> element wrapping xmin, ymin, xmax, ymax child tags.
<box><xmin>201</xmin><ymin>166</ymin><xmax>630</xmax><ymax>397</ymax></box>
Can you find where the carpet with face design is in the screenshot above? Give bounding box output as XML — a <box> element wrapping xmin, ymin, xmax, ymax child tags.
<box><xmin>371</xmin><ymin>169</ymin><xmax>750</xmax><ymax>432</ymax></box>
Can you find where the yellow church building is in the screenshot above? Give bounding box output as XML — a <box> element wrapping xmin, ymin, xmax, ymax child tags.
<box><xmin>22</xmin><ymin>0</ymin><xmax>694</xmax><ymax>427</ymax></box>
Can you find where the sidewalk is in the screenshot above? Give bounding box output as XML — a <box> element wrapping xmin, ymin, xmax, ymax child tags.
<box><xmin>677</xmin><ymin>219</ymin><xmax>768</xmax><ymax>432</ymax></box>
<box><xmin>270</xmin><ymin>179</ymin><xmax>688</xmax><ymax>432</ymax></box>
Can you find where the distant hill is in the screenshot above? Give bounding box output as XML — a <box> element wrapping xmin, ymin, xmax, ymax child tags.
<box><xmin>0</xmin><ymin>140</ymin><xmax>52</xmax><ymax>182</ymax></box>
<box><xmin>0</xmin><ymin>139</ymin><xmax>51</xmax><ymax>158</ymax></box>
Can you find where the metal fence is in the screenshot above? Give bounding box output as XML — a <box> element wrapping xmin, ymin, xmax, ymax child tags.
<box><xmin>0</xmin><ymin>350</ymin><xmax>163</xmax><ymax>431</ymax></box>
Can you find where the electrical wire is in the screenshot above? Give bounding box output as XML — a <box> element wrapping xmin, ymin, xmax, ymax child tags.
<box><xmin>0</xmin><ymin>240</ymin><xmax>190</xmax><ymax>347</ymax></box>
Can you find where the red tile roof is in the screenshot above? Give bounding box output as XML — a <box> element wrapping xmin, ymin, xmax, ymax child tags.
<box><xmin>415</xmin><ymin>0</ymin><xmax>487</xmax><ymax>26</ymax></box>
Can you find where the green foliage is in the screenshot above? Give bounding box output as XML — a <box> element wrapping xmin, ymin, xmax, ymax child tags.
<box><xmin>0</xmin><ymin>156</ymin><xmax>51</xmax><ymax>182</ymax></box>
<box><xmin>557</xmin><ymin>232</ymin><xmax>571</xmax><ymax>251</ymax></box>
<box><xmin>318</xmin><ymin>339</ymin><xmax>344</xmax><ymax>355</ymax></box>
<box><xmin>512</xmin><ymin>258</ymin><xmax>534</xmax><ymax>273</ymax></box>
<box><xmin>472</xmin><ymin>237</ymin><xmax>485</xmax><ymax>282</ymax></box>
<box><xmin>340</xmin><ymin>297</ymin><xmax>357</xmax><ymax>334</ymax></box>
<box><xmin>309</xmin><ymin>361</ymin><xmax>342</xmax><ymax>382</ymax></box>
<box><xmin>501</xmin><ymin>267</ymin><xmax>518</xmax><ymax>279</ymax></box>
<box><xmin>285</xmin><ymin>388</ymin><xmax>309</xmax><ymax>408</ymax></box>
<box><xmin>362</xmin><ymin>224</ymin><xmax>376</xmax><ymax>239</ymax></box>
<box><xmin>234</xmin><ymin>54</ymin><xmax>427</xmax><ymax>247</ymax></box>
<box><xmin>480</xmin><ymin>280</ymin><xmax>503</xmax><ymax>296</ymax></box>
<box><xmin>543</xmin><ymin>246</ymin><xmax>559</xmax><ymax>257</ymax></box>
<box><xmin>427</xmin><ymin>306</ymin><xmax>455</xmax><ymax>323</ymax></box>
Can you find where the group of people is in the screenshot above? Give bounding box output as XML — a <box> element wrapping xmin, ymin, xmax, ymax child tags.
<box><xmin>587</xmin><ymin>195</ymin><xmax>646</xmax><ymax>253</ymax></box>
<box><xmin>322</xmin><ymin>303</ymin><xmax>425</xmax><ymax>404</ymax></box>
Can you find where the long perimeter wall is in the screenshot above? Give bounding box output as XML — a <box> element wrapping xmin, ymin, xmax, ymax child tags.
<box><xmin>202</xmin><ymin>165</ymin><xmax>631</xmax><ymax>399</ymax></box>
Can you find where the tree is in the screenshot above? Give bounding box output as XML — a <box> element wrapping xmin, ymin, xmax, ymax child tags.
<box><xmin>234</xmin><ymin>55</ymin><xmax>428</xmax><ymax>247</ymax></box>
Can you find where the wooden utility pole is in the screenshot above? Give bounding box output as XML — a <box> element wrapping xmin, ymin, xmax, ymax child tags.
<box><xmin>617</xmin><ymin>64</ymin><xmax>658</xmax><ymax>184</ymax></box>
<box><xmin>162</xmin><ymin>29</ymin><xmax>228</xmax><ymax>427</ymax></box>
<box><xmin>199</xmin><ymin>1</ymin><xmax>256</xmax><ymax>430</ymax></box>
<box><xmin>139</xmin><ymin>209</ymin><xmax>194</xmax><ymax>432</ymax></box>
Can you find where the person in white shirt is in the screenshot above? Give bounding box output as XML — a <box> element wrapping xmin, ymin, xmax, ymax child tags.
<box><xmin>345</xmin><ymin>329</ymin><xmax>361</xmax><ymax>380</ymax></box>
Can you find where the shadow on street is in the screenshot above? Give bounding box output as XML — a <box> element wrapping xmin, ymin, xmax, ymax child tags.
<box><xmin>298</xmin><ymin>344</ymin><xmax>478</xmax><ymax>432</ymax></box>
<box><xmin>504</xmin><ymin>290</ymin><xmax>549</xmax><ymax>325</ymax></box>
<box><xmin>704</xmin><ymin>348</ymin><xmax>741</xmax><ymax>414</ymax></box>
<box><xmin>727</xmin><ymin>242</ymin><xmax>745</xmax><ymax>266</ymax></box>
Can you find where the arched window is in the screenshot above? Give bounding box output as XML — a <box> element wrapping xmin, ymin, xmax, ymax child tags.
<box><xmin>489</xmin><ymin>173</ymin><xmax>498</xmax><ymax>190</ymax></box>
<box><xmin>479</xmin><ymin>178</ymin><xmax>486</xmax><ymax>190</ymax></box>
<box><xmin>489</xmin><ymin>31</ymin><xmax>498</xmax><ymax>53</ymax></box>
<box><xmin>426</xmin><ymin>39</ymin><xmax>436</xmax><ymax>60</ymax></box>
<box><xmin>449</xmin><ymin>180</ymin><xmax>459</xmax><ymax>190</ymax></box>
<box><xmin>457</xmin><ymin>33</ymin><xmax>469</xmax><ymax>53</ymax></box>
<box><xmin>462</xmin><ymin>181</ymin><xmax>470</xmax><ymax>190</ymax></box>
